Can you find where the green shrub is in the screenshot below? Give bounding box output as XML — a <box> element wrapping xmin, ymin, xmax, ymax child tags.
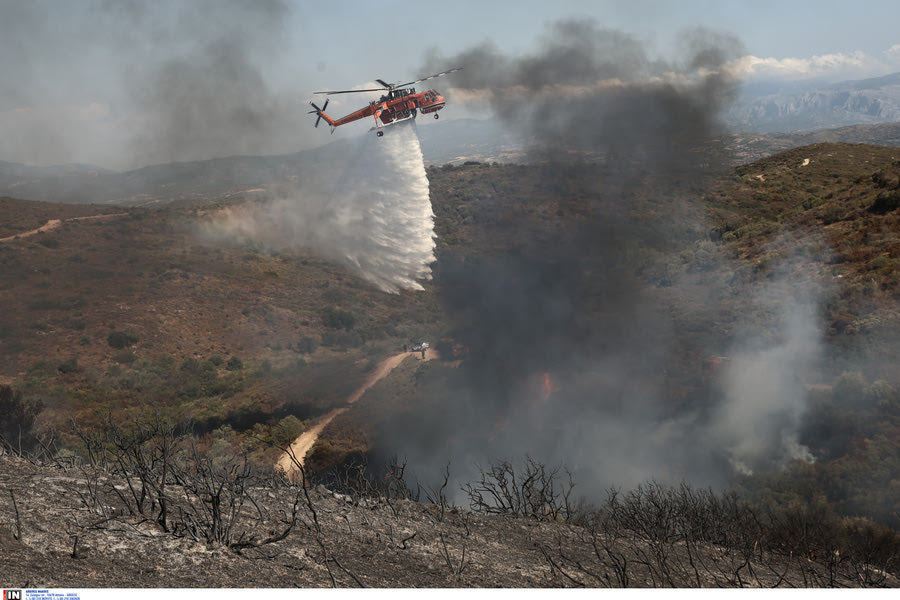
<box><xmin>114</xmin><ymin>351</ymin><xmax>138</xmax><ymax>364</ymax></box>
<box><xmin>57</xmin><ymin>358</ymin><xmax>79</xmax><ymax>374</ymax></box>
<box><xmin>868</xmin><ymin>380</ymin><xmax>898</xmax><ymax>412</ymax></box>
<box><xmin>869</xmin><ymin>255</ymin><xmax>894</xmax><ymax>271</ymax></box>
<box><xmin>802</xmin><ymin>196</ymin><xmax>826</xmax><ymax>210</ymax></box>
<box><xmin>868</xmin><ymin>191</ymin><xmax>900</xmax><ymax>215</ymax></box>
<box><xmin>0</xmin><ymin>385</ymin><xmax>43</xmax><ymax>454</ymax></box>
<box><xmin>107</xmin><ymin>329</ymin><xmax>139</xmax><ymax>349</ymax></box>
<box><xmin>294</xmin><ymin>336</ymin><xmax>319</xmax><ymax>354</ymax></box>
<box><xmin>272</xmin><ymin>415</ymin><xmax>305</xmax><ymax>447</ymax></box>
<box><xmin>321</xmin><ymin>330</ymin><xmax>364</xmax><ymax>349</ymax></box>
<box><xmin>322</xmin><ymin>307</ymin><xmax>357</xmax><ymax>330</ymax></box>
<box><xmin>180</xmin><ymin>357</ymin><xmax>202</xmax><ymax>375</ymax></box>
<box><xmin>834</xmin><ymin>371</ymin><xmax>869</xmax><ymax>408</ymax></box>
<box><xmin>226</xmin><ymin>356</ymin><xmax>243</xmax><ymax>371</ymax></box>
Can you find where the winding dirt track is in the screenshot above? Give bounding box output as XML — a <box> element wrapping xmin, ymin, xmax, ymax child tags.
<box><xmin>0</xmin><ymin>219</ymin><xmax>62</xmax><ymax>242</ymax></box>
<box><xmin>0</xmin><ymin>213</ymin><xmax>127</xmax><ymax>243</ymax></box>
<box><xmin>277</xmin><ymin>349</ymin><xmax>437</xmax><ymax>479</ymax></box>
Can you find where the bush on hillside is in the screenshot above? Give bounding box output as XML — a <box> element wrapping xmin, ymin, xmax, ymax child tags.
<box><xmin>868</xmin><ymin>191</ymin><xmax>900</xmax><ymax>215</ymax></box>
<box><xmin>294</xmin><ymin>336</ymin><xmax>319</xmax><ymax>354</ymax></box>
<box><xmin>107</xmin><ymin>329</ymin><xmax>139</xmax><ymax>349</ymax></box>
<box><xmin>0</xmin><ymin>385</ymin><xmax>43</xmax><ymax>455</ymax></box>
<box><xmin>322</xmin><ymin>307</ymin><xmax>357</xmax><ymax>330</ymax></box>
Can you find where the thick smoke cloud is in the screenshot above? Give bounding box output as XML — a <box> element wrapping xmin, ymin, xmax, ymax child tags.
<box><xmin>125</xmin><ymin>1</ymin><xmax>303</xmax><ymax>167</ymax></box>
<box><xmin>207</xmin><ymin>123</ymin><xmax>435</xmax><ymax>293</ymax></box>
<box><xmin>0</xmin><ymin>1</ymin><xmax>305</xmax><ymax>169</ymax></box>
<box><xmin>427</xmin><ymin>23</ymin><xmax>740</xmax><ymax>169</ymax></box>
<box><xmin>374</xmin><ymin>21</ymin><xmax>830</xmax><ymax>496</ymax></box>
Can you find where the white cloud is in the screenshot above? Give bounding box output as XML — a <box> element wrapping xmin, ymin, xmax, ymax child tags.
<box><xmin>885</xmin><ymin>44</ymin><xmax>900</xmax><ymax>61</ymax></box>
<box><xmin>727</xmin><ymin>47</ymin><xmax>900</xmax><ymax>83</ymax></box>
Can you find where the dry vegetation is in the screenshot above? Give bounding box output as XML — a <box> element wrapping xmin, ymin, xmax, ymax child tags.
<box><xmin>1</xmin><ymin>442</ymin><xmax>897</xmax><ymax>588</ymax></box>
<box><xmin>2</xmin><ymin>143</ymin><xmax>900</xmax><ymax>587</ymax></box>
<box><xmin>0</xmin><ymin>196</ymin><xmax>441</xmax><ymax>465</ymax></box>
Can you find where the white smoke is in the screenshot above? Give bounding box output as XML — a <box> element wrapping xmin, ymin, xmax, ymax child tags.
<box><xmin>712</xmin><ymin>303</ymin><xmax>819</xmax><ymax>474</ymax></box>
<box><xmin>209</xmin><ymin>123</ymin><xmax>435</xmax><ymax>293</ymax></box>
<box><xmin>710</xmin><ymin>240</ymin><xmax>829</xmax><ymax>475</ymax></box>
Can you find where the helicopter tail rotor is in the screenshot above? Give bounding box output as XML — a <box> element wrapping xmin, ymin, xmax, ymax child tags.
<box><xmin>307</xmin><ymin>99</ymin><xmax>330</xmax><ymax>128</ymax></box>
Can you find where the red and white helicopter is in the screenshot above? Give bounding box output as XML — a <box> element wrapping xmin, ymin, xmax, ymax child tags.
<box><xmin>308</xmin><ymin>68</ymin><xmax>460</xmax><ymax>137</ymax></box>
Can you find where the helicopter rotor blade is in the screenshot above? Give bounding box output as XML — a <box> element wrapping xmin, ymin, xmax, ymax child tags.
<box><xmin>314</xmin><ymin>69</ymin><xmax>461</xmax><ymax>95</ymax></box>
<box><xmin>313</xmin><ymin>88</ymin><xmax>384</xmax><ymax>95</ymax></box>
<box><xmin>395</xmin><ymin>67</ymin><xmax>461</xmax><ymax>89</ymax></box>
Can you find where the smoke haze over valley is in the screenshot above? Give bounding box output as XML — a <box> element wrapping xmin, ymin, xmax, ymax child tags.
<box><xmin>352</xmin><ymin>22</ymin><xmax>841</xmax><ymax>496</ymax></box>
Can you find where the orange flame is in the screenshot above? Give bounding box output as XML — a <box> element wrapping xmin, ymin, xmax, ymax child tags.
<box><xmin>539</xmin><ymin>372</ymin><xmax>559</xmax><ymax>405</ymax></box>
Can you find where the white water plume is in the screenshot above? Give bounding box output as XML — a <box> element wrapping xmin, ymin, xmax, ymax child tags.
<box><xmin>212</xmin><ymin>122</ymin><xmax>435</xmax><ymax>293</ymax></box>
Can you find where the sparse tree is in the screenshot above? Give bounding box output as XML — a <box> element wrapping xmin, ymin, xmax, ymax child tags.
<box><xmin>464</xmin><ymin>456</ymin><xmax>574</xmax><ymax>522</ymax></box>
<box><xmin>0</xmin><ymin>385</ymin><xmax>43</xmax><ymax>456</ymax></box>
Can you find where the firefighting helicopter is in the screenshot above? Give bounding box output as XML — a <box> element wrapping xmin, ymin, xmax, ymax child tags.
<box><xmin>307</xmin><ymin>68</ymin><xmax>460</xmax><ymax>137</ymax></box>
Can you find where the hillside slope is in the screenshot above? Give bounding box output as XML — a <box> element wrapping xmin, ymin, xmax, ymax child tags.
<box><xmin>1</xmin><ymin>453</ymin><xmax>896</xmax><ymax>588</ymax></box>
<box><xmin>312</xmin><ymin>148</ymin><xmax>900</xmax><ymax>531</ymax></box>
<box><xmin>2</xmin><ymin>143</ymin><xmax>899</xmax><ymax>544</ymax></box>
<box><xmin>0</xmin><ymin>195</ymin><xmax>442</xmax><ymax>458</ymax></box>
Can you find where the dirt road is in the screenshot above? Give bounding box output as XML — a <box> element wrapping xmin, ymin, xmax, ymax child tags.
<box><xmin>276</xmin><ymin>349</ymin><xmax>437</xmax><ymax>479</ymax></box>
<box><xmin>0</xmin><ymin>213</ymin><xmax>127</xmax><ymax>243</ymax></box>
<box><xmin>0</xmin><ymin>219</ymin><xmax>61</xmax><ymax>242</ymax></box>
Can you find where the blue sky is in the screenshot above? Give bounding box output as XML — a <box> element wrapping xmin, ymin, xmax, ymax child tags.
<box><xmin>1</xmin><ymin>0</ymin><xmax>899</xmax><ymax>169</ymax></box>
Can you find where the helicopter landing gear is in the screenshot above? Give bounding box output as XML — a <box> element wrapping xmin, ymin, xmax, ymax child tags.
<box><xmin>433</xmin><ymin>113</ymin><xmax>440</xmax><ymax>119</ymax></box>
<box><xmin>376</xmin><ymin>130</ymin><xmax>384</xmax><ymax>137</ymax></box>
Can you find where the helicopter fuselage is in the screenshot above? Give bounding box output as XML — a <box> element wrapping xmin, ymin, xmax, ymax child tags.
<box><xmin>311</xmin><ymin>87</ymin><xmax>448</xmax><ymax>134</ymax></box>
<box><xmin>308</xmin><ymin>68</ymin><xmax>459</xmax><ymax>136</ymax></box>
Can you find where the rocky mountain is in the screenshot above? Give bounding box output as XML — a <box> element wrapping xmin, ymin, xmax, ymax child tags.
<box><xmin>728</xmin><ymin>72</ymin><xmax>900</xmax><ymax>133</ymax></box>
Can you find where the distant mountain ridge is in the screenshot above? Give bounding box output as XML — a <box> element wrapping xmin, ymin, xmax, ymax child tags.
<box><xmin>0</xmin><ymin>120</ymin><xmax>523</xmax><ymax>206</ymax></box>
<box><xmin>4</xmin><ymin>110</ymin><xmax>900</xmax><ymax>206</ymax></box>
<box><xmin>728</xmin><ymin>71</ymin><xmax>900</xmax><ymax>132</ymax></box>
